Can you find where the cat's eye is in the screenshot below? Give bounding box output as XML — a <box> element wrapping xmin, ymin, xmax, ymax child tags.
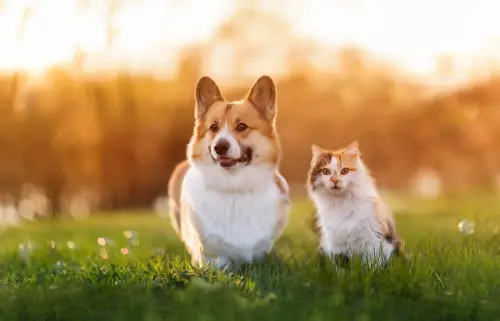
<box><xmin>322</xmin><ymin>168</ymin><xmax>331</xmax><ymax>175</ymax></box>
<box><xmin>236</xmin><ymin>123</ymin><xmax>248</xmax><ymax>132</ymax></box>
<box><xmin>341</xmin><ymin>168</ymin><xmax>350</xmax><ymax>175</ymax></box>
<box><xmin>209</xmin><ymin>124</ymin><xmax>219</xmax><ymax>132</ymax></box>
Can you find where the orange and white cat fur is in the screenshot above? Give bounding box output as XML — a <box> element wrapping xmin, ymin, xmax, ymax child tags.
<box><xmin>307</xmin><ymin>141</ymin><xmax>401</xmax><ymax>268</ymax></box>
<box><xmin>167</xmin><ymin>75</ymin><xmax>291</xmax><ymax>269</ymax></box>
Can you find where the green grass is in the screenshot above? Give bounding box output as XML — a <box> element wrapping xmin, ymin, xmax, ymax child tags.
<box><xmin>1</xmin><ymin>195</ymin><xmax>500</xmax><ymax>320</ymax></box>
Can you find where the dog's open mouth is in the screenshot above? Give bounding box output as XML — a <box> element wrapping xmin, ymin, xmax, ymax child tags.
<box><xmin>212</xmin><ymin>148</ymin><xmax>252</xmax><ymax>168</ymax></box>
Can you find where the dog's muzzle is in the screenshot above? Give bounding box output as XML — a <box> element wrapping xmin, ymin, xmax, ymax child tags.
<box><xmin>210</xmin><ymin>143</ymin><xmax>253</xmax><ymax>168</ymax></box>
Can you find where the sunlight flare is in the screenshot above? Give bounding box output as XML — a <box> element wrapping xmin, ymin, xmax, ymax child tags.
<box><xmin>0</xmin><ymin>0</ymin><xmax>498</xmax><ymax>77</ymax></box>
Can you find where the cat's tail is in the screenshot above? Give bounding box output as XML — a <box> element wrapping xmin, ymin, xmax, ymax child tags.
<box><xmin>391</xmin><ymin>238</ymin><xmax>413</xmax><ymax>263</ymax></box>
<box><xmin>375</xmin><ymin>200</ymin><xmax>411</xmax><ymax>263</ymax></box>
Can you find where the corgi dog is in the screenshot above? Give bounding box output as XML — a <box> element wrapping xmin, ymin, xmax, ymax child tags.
<box><xmin>307</xmin><ymin>141</ymin><xmax>402</xmax><ymax>268</ymax></box>
<box><xmin>168</xmin><ymin>75</ymin><xmax>291</xmax><ymax>269</ymax></box>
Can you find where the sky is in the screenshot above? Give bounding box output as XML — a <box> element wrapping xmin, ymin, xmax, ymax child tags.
<box><xmin>291</xmin><ymin>0</ymin><xmax>500</xmax><ymax>74</ymax></box>
<box><xmin>0</xmin><ymin>0</ymin><xmax>499</xmax><ymax>80</ymax></box>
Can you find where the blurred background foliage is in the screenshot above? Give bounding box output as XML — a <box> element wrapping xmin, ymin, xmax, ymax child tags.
<box><xmin>1</xmin><ymin>0</ymin><xmax>500</xmax><ymax>218</ymax></box>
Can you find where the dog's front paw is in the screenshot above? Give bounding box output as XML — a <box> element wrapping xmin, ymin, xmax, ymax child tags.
<box><xmin>202</xmin><ymin>255</ymin><xmax>233</xmax><ymax>271</ymax></box>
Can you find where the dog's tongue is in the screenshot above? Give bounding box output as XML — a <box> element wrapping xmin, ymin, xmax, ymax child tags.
<box><xmin>219</xmin><ymin>157</ymin><xmax>234</xmax><ymax>166</ymax></box>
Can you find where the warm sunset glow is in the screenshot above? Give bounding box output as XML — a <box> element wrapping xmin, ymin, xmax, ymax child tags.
<box><xmin>291</xmin><ymin>0</ymin><xmax>500</xmax><ymax>75</ymax></box>
<box><xmin>0</xmin><ymin>0</ymin><xmax>499</xmax><ymax>78</ymax></box>
<box><xmin>0</xmin><ymin>0</ymin><xmax>101</xmax><ymax>72</ymax></box>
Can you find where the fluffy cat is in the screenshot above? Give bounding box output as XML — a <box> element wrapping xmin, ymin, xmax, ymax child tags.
<box><xmin>307</xmin><ymin>141</ymin><xmax>402</xmax><ymax>268</ymax></box>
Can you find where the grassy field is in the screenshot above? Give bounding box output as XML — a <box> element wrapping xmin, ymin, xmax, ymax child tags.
<box><xmin>1</xmin><ymin>194</ymin><xmax>500</xmax><ymax>320</ymax></box>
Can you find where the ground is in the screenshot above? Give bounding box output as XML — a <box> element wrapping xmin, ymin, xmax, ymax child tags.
<box><xmin>1</xmin><ymin>194</ymin><xmax>500</xmax><ymax>321</ymax></box>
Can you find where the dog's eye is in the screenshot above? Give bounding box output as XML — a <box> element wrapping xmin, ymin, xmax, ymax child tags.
<box><xmin>341</xmin><ymin>168</ymin><xmax>350</xmax><ymax>175</ymax></box>
<box><xmin>236</xmin><ymin>123</ymin><xmax>248</xmax><ymax>132</ymax></box>
<box><xmin>322</xmin><ymin>168</ymin><xmax>331</xmax><ymax>175</ymax></box>
<box><xmin>209</xmin><ymin>124</ymin><xmax>219</xmax><ymax>132</ymax></box>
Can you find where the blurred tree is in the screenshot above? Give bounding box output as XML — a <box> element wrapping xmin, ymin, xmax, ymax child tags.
<box><xmin>336</xmin><ymin>47</ymin><xmax>367</xmax><ymax>108</ymax></box>
<box><xmin>176</xmin><ymin>46</ymin><xmax>202</xmax><ymax>89</ymax></box>
<box><xmin>116</xmin><ymin>73</ymin><xmax>139</xmax><ymax>208</ymax></box>
<box><xmin>209</xmin><ymin>0</ymin><xmax>296</xmax><ymax>81</ymax></box>
<box><xmin>106</xmin><ymin>0</ymin><xmax>120</xmax><ymax>48</ymax></box>
<box><xmin>435</xmin><ymin>54</ymin><xmax>454</xmax><ymax>78</ymax></box>
<box><xmin>338</xmin><ymin>46</ymin><xmax>366</xmax><ymax>78</ymax></box>
<box><xmin>33</xmin><ymin>68</ymin><xmax>79</xmax><ymax>217</ymax></box>
<box><xmin>166</xmin><ymin>46</ymin><xmax>203</xmax><ymax>170</ymax></box>
<box><xmin>10</xmin><ymin>2</ymin><xmax>35</xmax><ymax>113</ymax></box>
<box><xmin>72</xmin><ymin>0</ymin><xmax>92</xmax><ymax>73</ymax></box>
<box><xmin>286</xmin><ymin>44</ymin><xmax>314</xmax><ymax>82</ymax></box>
<box><xmin>88</xmin><ymin>0</ymin><xmax>142</xmax><ymax>210</ymax></box>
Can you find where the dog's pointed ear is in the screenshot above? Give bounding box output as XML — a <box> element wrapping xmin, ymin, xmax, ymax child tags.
<box><xmin>245</xmin><ymin>75</ymin><xmax>277</xmax><ymax>121</ymax></box>
<box><xmin>195</xmin><ymin>76</ymin><xmax>224</xmax><ymax>118</ymax></box>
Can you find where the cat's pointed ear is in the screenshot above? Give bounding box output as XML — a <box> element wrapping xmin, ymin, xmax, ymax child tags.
<box><xmin>195</xmin><ymin>76</ymin><xmax>224</xmax><ymax>118</ymax></box>
<box><xmin>345</xmin><ymin>141</ymin><xmax>360</xmax><ymax>155</ymax></box>
<box><xmin>245</xmin><ymin>75</ymin><xmax>277</xmax><ymax>121</ymax></box>
<box><xmin>311</xmin><ymin>144</ymin><xmax>324</xmax><ymax>158</ymax></box>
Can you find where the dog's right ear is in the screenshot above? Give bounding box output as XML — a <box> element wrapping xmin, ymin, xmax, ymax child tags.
<box><xmin>194</xmin><ymin>76</ymin><xmax>224</xmax><ymax>118</ymax></box>
<box><xmin>246</xmin><ymin>75</ymin><xmax>277</xmax><ymax>121</ymax></box>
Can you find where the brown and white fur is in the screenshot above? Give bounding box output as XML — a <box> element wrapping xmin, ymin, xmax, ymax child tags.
<box><xmin>307</xmin><ymin>141</ymin><xmax>401</xmax><ymax>268</ymax></box>
<box><xmin>168</xmin><ymin>76</ymin><xmax>291</xmax><ymax>269</ymax></box>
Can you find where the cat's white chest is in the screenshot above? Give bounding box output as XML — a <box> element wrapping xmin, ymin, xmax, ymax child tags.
<box><xmin>317</xmin><ymin>198</ymin><xmax>380</xmax><ymax>254</ymax></box>
<box><xmin>181</xmin><ymin>167</ymin><xmax>280</xmax><ymax>263</ymax></box>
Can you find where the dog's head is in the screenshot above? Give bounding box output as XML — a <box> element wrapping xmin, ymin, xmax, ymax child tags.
<box><xmin>187</xmin><ymin>76</ymin><xmax>280</xmax><ymax>171</ymax></box>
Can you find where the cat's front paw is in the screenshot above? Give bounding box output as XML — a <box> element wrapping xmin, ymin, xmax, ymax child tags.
<box><xmin>319</xmin><ymin>248</ymin><xmax>351</xmax><ymax>268</ymax></box>
<box><xmin>332</xmin><ymin>253</ymin><xmax>351</xmax><ymax>268</ymax></box>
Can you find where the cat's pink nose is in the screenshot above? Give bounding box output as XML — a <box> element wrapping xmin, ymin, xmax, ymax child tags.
<box><xmin>330</xmin><ymin>178</ymin><xmax>339</xmax><ymax>184</ymax></box>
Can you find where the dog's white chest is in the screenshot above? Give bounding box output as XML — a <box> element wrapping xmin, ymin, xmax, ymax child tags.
<box><xmin>182</xmin><ymin>167</ymin><xmax>280</xmax><ymax>262</ymax></box>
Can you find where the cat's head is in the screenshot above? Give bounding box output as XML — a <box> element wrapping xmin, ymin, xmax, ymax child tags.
<box><xmin>307</xmin><ymin>141</ymin><xmax>362</xmax><ymax>194</ymax></box>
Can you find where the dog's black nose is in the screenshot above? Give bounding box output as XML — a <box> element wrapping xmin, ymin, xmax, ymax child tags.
<box><xmin>213</xmin><ymin>139</ymin><xmax>230</xmax><ymax>155</ymax></box>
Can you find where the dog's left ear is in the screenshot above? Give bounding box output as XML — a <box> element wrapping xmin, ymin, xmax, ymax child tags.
<box><xmin>246</xmin><ymin>75</ymin><xmax>277</xmax><ymax>121</ymax></box>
